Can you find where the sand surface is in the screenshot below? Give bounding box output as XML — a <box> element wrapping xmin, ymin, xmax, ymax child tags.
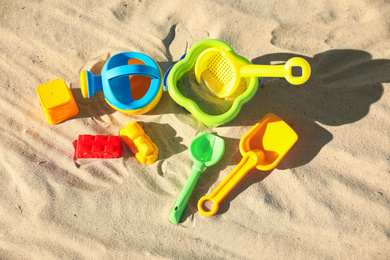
<box><xmin>0</xmin><ymin>0</ymin><xmax>389</xmax><ymax>259</ymax></box>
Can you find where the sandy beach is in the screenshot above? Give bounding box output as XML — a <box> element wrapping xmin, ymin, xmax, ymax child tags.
<box><xmin>0</xmin><ymin>0</ymin><xmax>389</xmax><ymax>259</ymax></box>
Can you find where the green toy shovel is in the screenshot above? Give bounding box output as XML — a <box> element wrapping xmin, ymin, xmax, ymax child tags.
<box><xmin>168</xmin><ymin>133</ymin><xmax>225</xmax><ymax>224</ymax></box>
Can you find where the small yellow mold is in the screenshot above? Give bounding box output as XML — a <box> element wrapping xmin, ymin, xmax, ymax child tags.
<box><xmin>119</xmin><ymin>121</ymin><xmax>158</xmax><ymax>164</ymax></box>
<box><xmin>37</xmin><ymin>79</ymin><xmax>79</xmax><ymax>125</ymax></box>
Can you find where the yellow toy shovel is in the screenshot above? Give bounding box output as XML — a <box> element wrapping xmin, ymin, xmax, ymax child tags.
<box><xmin>197</xmin><ymin>113</ymin><xmax>298</xmax><ymax>216</ymax></box>
<box><xmin>195</xmin><ymin>48</ymin><xmax>311</xmax><ymax>98</ymax></box>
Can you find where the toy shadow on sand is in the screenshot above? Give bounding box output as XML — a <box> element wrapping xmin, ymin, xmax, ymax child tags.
<box><xmin>228</xmin><ymin>49</ymin><xmax>389</xmax><ymax>169</ymax></box>
<box><xmin>197</xmin><ymin>49</ymin><xmax>390</xmax><ymax>215</ymax></box>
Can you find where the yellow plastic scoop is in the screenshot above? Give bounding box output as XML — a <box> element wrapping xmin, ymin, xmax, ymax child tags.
<box><xmin>195</xmin><ymin>48</ymin><xmax>311</xmax><ymax>98</ymax></box>
<box><xmin>197</xmin><ymin>113</ymin><xmax>298</xmax><ymax>216</ymax></box>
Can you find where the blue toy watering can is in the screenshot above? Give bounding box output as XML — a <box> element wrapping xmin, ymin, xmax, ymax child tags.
<box><xmin>80</xmin><ymin>52</ymin><xmax>163</xmax><ymax>115</ymax></box>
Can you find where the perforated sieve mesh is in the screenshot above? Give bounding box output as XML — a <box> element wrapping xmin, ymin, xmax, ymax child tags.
<box><xmin>206</xmin><ymin>53</ymin><xmax>234</xmax><ymax>85</ymax></box>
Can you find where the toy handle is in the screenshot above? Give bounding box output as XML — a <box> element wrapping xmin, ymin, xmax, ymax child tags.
<box><xmin>105</xmin><ymin>65</ymin><xmax>160</xmax><ymax>80</ymax></box>
<box><xmin>168</xmin><ymin>161</ymin><xmax>205</xmax><ymax>224</ymax></box>
<box><xmin>240</xmin><ymin>57</ymin><xmax>311</xmax><ymax>85</ymax></box>
<box><xmin>197</xmin><ymin>151</ymin><xmax>260</xmax><ymax>216</ymax></box>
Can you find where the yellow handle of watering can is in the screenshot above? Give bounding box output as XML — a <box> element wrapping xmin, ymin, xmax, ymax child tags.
<box><xmin>240</xmin><ymin>57</ymin><xmax>311</xmax><ymax>85</ymax></box>
<box><xmin>197</xmin><ymin>150</ymin><xmax>264</xmax><ymax>216</ymax></box>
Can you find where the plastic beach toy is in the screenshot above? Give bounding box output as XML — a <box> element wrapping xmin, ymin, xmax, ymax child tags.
<box><xmin>37</xmin><ymin>78</ymin><xmax>79</xmax><ymax>125</ymax></box>
<box><xmin>119</xmin><ymin>121</ymin><xmax>158</xmax><ymax>164</ymax></box>
<box><xmin>165</xmin><ymin>39</ymin><xmax>311</xmax><ymax>126</ymax></box>
<box><xmin>74</xmin><ymin>135</ymin><xmax>122</xmax><ymax>159</ymax></box>
<box><xmin>165</xmin><ymin>39</ymin><xmax>261</xmax><ymax>127</ymax></box>
<box><xmin>168</xmin><ymin>133</ymin><xmax>225</xmax><ymax>224</ymax></box>
<box><xmin>195</xmin><ymin>48</ymin><xmax>311</xmax><ymax>98</ymax></box>
<box><xmin>80</xmin><ymin>52</ymin><xmax>163</xmax><ymax>115</ymax></box>
<box><xmin>197</xmin><ymin>113</ymin><xmax>298</xmax><ymax>216</ymax></box>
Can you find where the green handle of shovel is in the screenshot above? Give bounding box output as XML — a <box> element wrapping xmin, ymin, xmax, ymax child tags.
<box><xmin>168</xmin><ymin>161</ymin><xmax>205</xmax><ymax>224</ymax></box>
<box><xmin>168</xmin><ymin>132</ymin><xmax>225</xmax><ymax>224</ymax></box>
